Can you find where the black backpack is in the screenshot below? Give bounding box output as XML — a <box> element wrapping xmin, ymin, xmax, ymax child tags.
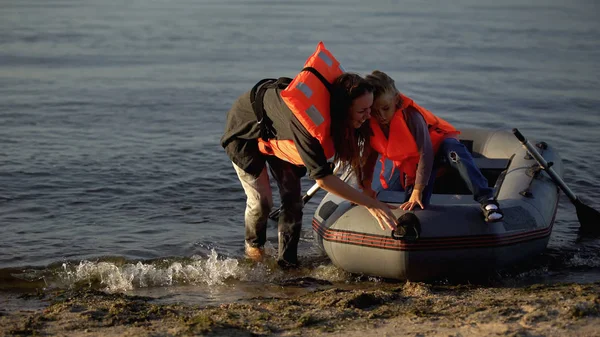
<box><xmin>249</xmin><ymin>67</ymin><xmax>332</xmax><ymax>141</ymax></box>
<box><xmin>249</xmin><ymin>77</ymin><xmax>292</xmax><ymax>141</ymax></box>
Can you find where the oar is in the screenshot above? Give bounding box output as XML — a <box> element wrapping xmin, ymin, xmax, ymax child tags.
<box><xmin>513</xmin><ymin>128</ymin><xmax>600</xmax><ymax>235</ymax></box>
<box><xmin>269</xmin><ymin>162</ymin><xmax>343</xmax><ymax>221</ymax></box>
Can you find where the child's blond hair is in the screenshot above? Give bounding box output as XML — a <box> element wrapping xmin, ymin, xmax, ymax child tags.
<box><xmin>364</xmin><ymin>70</ymin><xmax>399</xmax><ymax>101</ymax></box>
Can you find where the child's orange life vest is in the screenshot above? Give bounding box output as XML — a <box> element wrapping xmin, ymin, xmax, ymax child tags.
<box><xmin>370</xmin><ymin>93</ymin><xmax>460</xmax><ymax>188</ymax></box>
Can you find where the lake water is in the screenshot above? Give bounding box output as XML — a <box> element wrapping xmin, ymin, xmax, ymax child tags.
<box><xmin>1</xmin><ymin>0</ymin><xmax>599</xmax><ymax>306</ymax></box>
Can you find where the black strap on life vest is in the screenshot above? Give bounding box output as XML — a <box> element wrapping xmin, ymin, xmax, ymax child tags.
<box><xmin>250</xmin><ymin>77</ymin><xmax>292</xmax><ymax>141</ymax></box>
<box><xmin>301</xmin><ymin>67</ymin><xmax>332</xmax><ymax>92</ymax></box>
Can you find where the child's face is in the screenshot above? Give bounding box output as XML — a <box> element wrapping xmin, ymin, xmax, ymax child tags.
<box><xmin>371</xmin><ymin>93</ymin><xmax>398</xmax><ymax>125</ymax></box>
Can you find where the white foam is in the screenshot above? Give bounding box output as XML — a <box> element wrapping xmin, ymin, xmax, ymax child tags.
<box><xmin>58</xmin><ymin>250</ymin><xmax>252</xmax><ymax>293</ymax></box>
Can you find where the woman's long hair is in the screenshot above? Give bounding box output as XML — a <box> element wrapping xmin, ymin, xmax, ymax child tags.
<box><xmin>330</xmin><ymin>73</ymin><xmax>374</xmax><ymax>182</ymax></box>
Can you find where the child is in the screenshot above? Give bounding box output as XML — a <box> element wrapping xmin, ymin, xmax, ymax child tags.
<box><xmin>362</xmin><ymin>70</ymin><xmax>503</xmax><ymax>222</ymax></box>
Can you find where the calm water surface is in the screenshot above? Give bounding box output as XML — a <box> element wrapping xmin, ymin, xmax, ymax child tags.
<box><xmin>1</xmin><ymin>0</ymin><xmax>599</xmax><ymax>305</ymax></box>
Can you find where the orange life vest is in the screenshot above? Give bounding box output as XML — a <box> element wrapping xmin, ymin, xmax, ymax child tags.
<box><xmin>257</xmin><ymin>41</ymin><xmax>344</xmax><ymax>166</ymax></box>
<box><xmin>370</xmin><ymin>93</ymin><xmax>460</xmax><ymax>189</ymax></box>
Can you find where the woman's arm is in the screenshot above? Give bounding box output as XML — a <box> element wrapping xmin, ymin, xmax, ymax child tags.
<box><xmin>316</xmin><ymin>174</ymin><xmax>397</xmax><ymax>231</ymax></box>
<box><xmin>289</xmin><ymin>115</ymin><xmax>397</xmax><ymax>231</ymax></box>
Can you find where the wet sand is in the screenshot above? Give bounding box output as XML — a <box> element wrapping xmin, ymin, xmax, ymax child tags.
<box><xmin>1</xmin><ymin>281</ymin><xmax>599</xmax><ymax>336</ymax></box>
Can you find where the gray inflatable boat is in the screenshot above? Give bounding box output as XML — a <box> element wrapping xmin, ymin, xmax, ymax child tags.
<box><xmin>312</xmin><ymin>128</ymin><xmax>563</xmax><ymax>281</ymax></box>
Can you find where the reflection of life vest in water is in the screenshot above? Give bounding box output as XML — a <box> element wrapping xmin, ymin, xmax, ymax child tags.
<box><xmin>370</xmin><ymin>93</ymin><xmax>460</xmax><ymax>188</ymax></box>
<box><xmin>253</xmin><ymin>41</ymin><xmax>345</xmax><ymax>166</ymax></box>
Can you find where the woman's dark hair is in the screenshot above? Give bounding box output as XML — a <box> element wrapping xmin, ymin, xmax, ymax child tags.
<box><xmin>330</xmin><ymin>72</ymin><xmax>374</xmax><ymax>182</ymax></box>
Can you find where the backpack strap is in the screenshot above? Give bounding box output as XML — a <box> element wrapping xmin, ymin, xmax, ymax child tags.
<box><xmin>250</xmin><ymin>77</ymin><xmax>293</xmax><ymax>141</ymax></box>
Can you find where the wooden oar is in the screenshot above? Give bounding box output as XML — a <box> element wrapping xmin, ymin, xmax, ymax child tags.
<box><xmin>269</xmin><ymin>162</ymin><xmax>343</xmax><ymax>221</ymax></box>
<box><xmin>513</xmin><ymin>128</ymin><xmax>600</xmax><ymax>235</ymax></box>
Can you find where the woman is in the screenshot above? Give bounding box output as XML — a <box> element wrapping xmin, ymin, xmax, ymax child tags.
<box><xmin>220</xmin><ymin>43</ymin><xmax>397</xmax><ymax>269</ymax></box>
<box><xmin>362</xmin><ymin>70</ymin><xmax>503</xmax><ymax>222</ymax></box>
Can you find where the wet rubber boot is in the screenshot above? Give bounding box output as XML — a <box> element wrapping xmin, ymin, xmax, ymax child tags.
<box><xmin>277</xmin><ymin>227</ymin><xmax>301</xmax><ymax>269</ymax></box>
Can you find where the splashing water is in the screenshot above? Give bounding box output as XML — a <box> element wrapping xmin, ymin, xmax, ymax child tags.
<box><xmin>55</xmin><ymin>250</ymin><xmax>249</xmax><ymax>293</ymax></box>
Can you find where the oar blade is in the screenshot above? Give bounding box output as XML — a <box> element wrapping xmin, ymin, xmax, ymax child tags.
<box><xmin>575</xmin><ymin>198</ymin><xmax>600</xmax><ymax>235</ymax></box>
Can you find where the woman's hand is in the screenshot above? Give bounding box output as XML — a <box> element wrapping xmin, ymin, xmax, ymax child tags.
<box><xmin>366</xmin><ymin>200</ymin><xmax>398</xmax><ymax>231</ymax></box>
<box><xmin>361</xmin><ymin>183</ymin><xmax>395</xmax><ymax>230</ymax></box>
<box><xmin>400</xmin><ymin>188</ymin><xmax>424</xmax><ymax>211</ymax></box>
<box><xmin>315</xmin><ymin>174</ymin><xmax>397</xmax><ymax>231</ymax></box>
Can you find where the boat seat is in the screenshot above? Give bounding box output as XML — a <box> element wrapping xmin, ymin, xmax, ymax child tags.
<box><xmin>472</xmin><ymin>157</ymin><xmax>510</xmax><ymax>170</ymax></box>
<box><xmin>459</xmin><ymin>139</ymin><xmax>510</xmax><ymax>170</ymax></box>
<box><xmin>430</xmin><ymin>156</ymin><xmax>510</xmax><ymax>196</ymax></box>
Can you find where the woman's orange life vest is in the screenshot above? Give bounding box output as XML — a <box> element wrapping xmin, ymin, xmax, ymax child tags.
<box><xmin>257</xmin><ymin>41</ymin><xmax>345</xmax><ymax>166</ymax></box>
<box><xmin>370</xmin><ymin>93</ymin><xmax>460</xmax><ymax>189</ymax></box>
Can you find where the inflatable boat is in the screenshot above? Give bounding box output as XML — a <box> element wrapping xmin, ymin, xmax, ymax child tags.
<box><xmin>312</xmin><ymin>128</ymin><xmax>563</xmax><ymax>281</ymax></box>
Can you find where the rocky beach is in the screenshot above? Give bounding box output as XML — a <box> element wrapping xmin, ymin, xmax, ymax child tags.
<box><xmin>2</xmin><ymin>280</ymin><xmax>599</xmax><ymax>336</ymax></box>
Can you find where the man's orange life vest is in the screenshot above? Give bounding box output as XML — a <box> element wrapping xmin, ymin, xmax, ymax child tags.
<box><xmin>256</xmin><ymin>41</ymin><xmax>345</xmax><ymax>166</ymax></box>
<box><xmin>370</xmin><ymin>93</ymin><xmax>460</xmax><ymax>189</ymax></box>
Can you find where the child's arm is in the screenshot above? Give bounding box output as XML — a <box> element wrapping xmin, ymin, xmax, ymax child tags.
<box><xmin>401</xmin><ymin>107</ymin><xmax>434</xmax><ymax>210</ymax></box>
<box><xmin>405</xmin><ymin>107</ymin><xmax>434</xmax><ymax>188</ymax></box>
<box><xmin>360</xmin><ymin>149</ymin><xmax>379</xmax><ymax>198</ymax></box>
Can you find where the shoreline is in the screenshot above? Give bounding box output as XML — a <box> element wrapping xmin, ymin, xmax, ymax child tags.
<box><xmin>1</xmin><ymin>281</ymin><xmax>599</xmax><ymax>336</ymax></box>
